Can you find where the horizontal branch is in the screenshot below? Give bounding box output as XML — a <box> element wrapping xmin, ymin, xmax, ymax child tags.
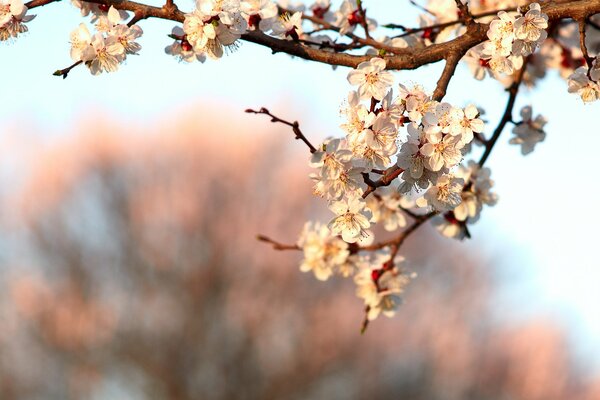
<box><xmin>27</xmin><ymin>0</ymin><xmax>600</xmax><ymax>72</ymax></box>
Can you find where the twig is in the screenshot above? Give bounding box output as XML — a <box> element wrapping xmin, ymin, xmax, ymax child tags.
<box><xmin>357</xmin><ymin>0</ymin><xmax>371</xmax><ymax>40</ymax></box>
<box><xmin>360</xmin><ymin>306</ymin><xmax>371</xmax><ymax>334</ymax></box>
<box><xmin>361</xmin><ymin>165</ymin><xmax>404</xmax><ymax>198</ymax></box>
<box><xmin>53</xmin><ymin>60</ymin><xmax>83</xmax><ymax>79</ymax></box>
<box><xmin>256</xmin><ymin>235</ymin><xmax>300</xmax><ymax>251</ymax></box>
<box><xmin>388</xmin><ymin>7</ymin><xmax>515</xmax><ymax>38</ymax></box>
<box><xmin>478</xmin><ymin>59</ymin><xmax>529</xmax><ymax>168</ymax></box>
<box><xmin>360</xmin><ymin>212</ymin><xmax>435</xmax><ymax>252</ymax></box>
<box><xmin>408</xmin><ymin>0</ymin><xmax>436</xmax><ymax>17</ymax></box>
<box><xmin>245</xmin><ymin>108</ymin><xmax>317</xmax><ymax>153</ymax></box>
<box><xmin>578</xmin><ymin>18</ymin><xmax>595</xmax><ymax>72</ymax></box>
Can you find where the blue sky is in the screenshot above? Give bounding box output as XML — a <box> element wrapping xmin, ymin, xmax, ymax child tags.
<box><xmin>2</xmin><ymin>0</ymin><xmax>600</xmax><ymax>373</ymax></box>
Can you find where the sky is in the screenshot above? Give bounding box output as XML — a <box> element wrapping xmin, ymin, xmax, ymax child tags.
<box><xmin>1</xmin><ymin>0</ymin><xmax>600</xmax><ymax>374</ymax></box>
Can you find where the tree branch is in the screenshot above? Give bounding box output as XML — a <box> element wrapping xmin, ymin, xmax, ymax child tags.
<box><xmin>432</xmin><ymin>52</ymin><xmax>462</xmax><ymax>101</ymax></box>
<box><xmin>245</xmin><ymin>108</ymin><xmax>317</xmax><ymax>153</ymax></box>
<box><xmin>477</xmin><ymin>60</ymin><xmax>528</xmax><ymax>168</ymax></box>
<box><xmin>256</xmin><ymin>235</ymin><xmax>301</xmax><ymax>251</ymax></box>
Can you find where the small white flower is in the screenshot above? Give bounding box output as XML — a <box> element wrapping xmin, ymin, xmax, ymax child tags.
<box><xmin>70</xmin><ymin>23</ymin><xmax>95</xmax><ymax>62</ymax></box>
<box><xmin>0</xmin><ymin>0</ymin><xmax>34</xmax><ymax>40</ymax></box>
<box><xmin>87</xmin><ymin>33</ymin><xmax>125</xmax><ymax>75</ymax></box>
<box><xmin>514</xmin><ymin>3</ymin><xmax>548</xmax><ymax>43</ymax></box>
<box><xmin>417</xmin><ymin>174</ymin><xmax>464</xmax><ymax>212</ymax></box>
<box><xmin>183</xmin><ymin>10</ymin><xmax>217</xmax><ymax>52</ymax></box>
<box><xmin>165</xmin><ymin>27</ymin><xmax>206</xmax><ymax>63</ymax></box>
<box><xmin>420</xmin><ymin>134</ymin><xmax>462</xmax><ymax>172</ymax></box>
<box><xmin>297</xmin><ymin>222</ymin><xmax>349</xmax><ymax>281</ymax></box>
<box><xmin>240</xmin><ymin>0</ymin><xmax>277</xmax><ymax>31</ymax></box>
<box><xmin>271</xmin><ymin>11</ymin><xmax>303</xmax><ymax>40</ymax></box>
<box><xmin>568</xmin><ymin>67</ymin><xmax>600</xmax><ymax>103</ymax></box>
<box><xmin>347</xmin><ymin>57</ymin><xmax>395</xmax><ymax>101</ymax></box>
<box><xmin>510</xmin><ymin>106</ymin><xmax>547</xmax><ymax>155</ymax></box>
<box><xmin>366</xmin><ymin>189</ymin><xmax>407</xmax><ymax>232</ymax></box>
<box><xmin>327</xmin><ymin>197</ymin><xmax>372</xmax><ymax>243</ymax></box>
<box><xmin>354</xmin><ymin>254</ymin><xmax>413</xmax><ymax>321</ymax></box>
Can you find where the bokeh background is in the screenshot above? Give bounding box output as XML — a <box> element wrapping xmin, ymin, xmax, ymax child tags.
<box><xmin>1</xmin><ymin>0</ymin><xmax>600</xmax><ymax>399</ymax></box>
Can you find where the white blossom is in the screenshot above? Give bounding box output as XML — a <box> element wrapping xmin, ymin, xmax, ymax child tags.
<box><xmin>347</xmin><ymin>57</ymin><xmax>394</xmax><ymax>101</ymax></box>
<box><xmin>328</xmin><ymin>197</ymin><xmax>372</xmax><ymax>243</ymax></box>
<box><xmin>297</xmin><ymin>222</ymin><xmax>349</xmax><ymax>281</ymax></box>
<box><xmin>510</xmin><ymin>106</ymin><xmax>547</xmax><ymax>155</ymax></box>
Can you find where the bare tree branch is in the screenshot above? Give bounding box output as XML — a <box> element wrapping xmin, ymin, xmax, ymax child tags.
<box><xmin>246</xmin><ymin>108</ymin><xmax>317</xmax><ymax>153</ymax></box>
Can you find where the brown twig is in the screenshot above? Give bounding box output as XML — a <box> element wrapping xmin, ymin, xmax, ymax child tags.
<box><xmin>53</xmin><ymin>60</ymin><xmax>83</xmax><ymax>79</ymax></box>
<box><xmin>357</xmin><ymin>0</ymin><xmax>371</xmax><ymax>40</ymax></box>
<box><xmin>360</xmin><ymin>212</ymin><xmax>435</xmax><ymax>252</ymax></box>
<box><xmin>408</xmin><ymin>0</ymin><xmax>436</xmax><ymax>17</ymax></box>
<box><xmin>578</xmin><ymin>18</ymin><xmax>595</xmax><ymax>72</ymax></box>
<box><xmin>361</xmin><ymin>165</ymin><xmax>404</xmax><ymax>199</ymax></box>
<box><xmin>246</xmin><ymin>108</ymin><xmax>317</xmax><ymax>153</ymax></box>
<box><xmin>387</xmin><ymin>7</ymin><xmax>515</xmax><ymax>37</ymax></box>
<box><xmin>477</xmin><ymin>59</ymin><xmax>529</xmax><ymax>168</ymax></box>
<box><xmin>256</xmin><ymin>235</ymin><xmax>300</xmax><ymax>251</ymax></box>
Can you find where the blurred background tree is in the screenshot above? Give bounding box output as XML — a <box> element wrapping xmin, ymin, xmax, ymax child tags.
<box><xmin>0</xmin><ymin>108</ymin><xmax>597</xmax><ymax>400</ymax></box>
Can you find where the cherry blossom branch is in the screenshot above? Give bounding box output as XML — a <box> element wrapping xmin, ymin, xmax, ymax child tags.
<box><xmin>359</xmin><ymin>212</ymin><xmax>436</xmax><ymax>252</ymax></box>
<box><xmin>361</xmin><ymin>165</ymin><xmax>404</xmax><ymax>199</ymax></box>
<box><xmin>408</xmin><ymin>0</ymin><xmax>436</xmax><ymax>17</ymax></box>
<box><xmin>477</xmin><ymin>60</ymin><xmax>528</xmax><ymax>168</ymax></box>
<box><xmin>578</xmin><ymin>18</ymin><xmax>595</xmax><ymax>71</ymax></box>
<box><xmin>52</xmin><ymin>60</ymin><xmax>83</xmax><ymax>79</ymax></box>
<box><xmin>245</xmin><ymin>108</ymin><xmax>317</xmax><ymax>153</ymax></box>
<box><xmin>454</xmin><ymin>0</ymin><xmax>473</xmax><ymax>26</ymax></box>
<box><xmin>432</xmin><ymin>52</ymin><xmax>463</xmax><ymax>101</ymax></box>
<box><xmin>24</xmin><ymin>0</ymin><xmax>60</xmax><ymax>8</ymax></box>
<box><xmin>256</xmin><ymin>235</ymin><xmax>300</xmax><ymax>251</ymax></box>
<box><xmin>287</xmin><ymin>6</ymin><xmax>407</xmax><ymax>55</ymax></box>
<box><xmin>37</xmin><ymin>0</ymin><xmax>600</xmax><ymax>73</ymax></box>
<box><xmin>386</xmin><ymin>8</ymin><xmax>515</xmax><ymax>37</ymax></box>
<box><xmin>356</xmin><ymin>0</ymin><xmax>371</xmax><ymax>40</ymax></box>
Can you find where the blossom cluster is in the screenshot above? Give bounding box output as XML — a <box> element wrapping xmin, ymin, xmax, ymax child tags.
<box><xmin>510</xmin><ymin>105</ymin><xmax>547</xmax><ymax>155</ymax></box>
<box><xmin>473</xmin><ymin>3</ymin><xmax>548</xmax><ymax>76</ymax></box>
<box><xmin>297</xmin><ymin>221</ymin><xmax>414</xmax><ymax>321</ymax></box>
<box><xmin>432</xmin><ymin>161</ymin><xmax>497</xmax><ymax>239</ymax></box>
<box><xmin>298</xmin><ymin>55</ymin><xmax>498</xmax><ymax>323</ymax></box>
<box><xmin>69</xmin><ymin>6</ymin><xmax>142</xmax><ymax>75</ymax></box>
<box><xmin>0</xmin><ymin>0</ymin><xmax>34</xmax><ymax>41</ymax></box>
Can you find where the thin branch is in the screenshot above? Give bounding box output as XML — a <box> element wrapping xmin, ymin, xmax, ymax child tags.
<box><xmin>53</xmin><ymin>60</ymin><xmax>83</xmax><ymax>79</ymax></box>
<box><xmin>578</xmin><ymin>18</ymin><xmax>595</xmax><ymax>71</ymax></box>
<box><xmin>477</xmin><ymin>59</ymin><xmax>528</xmax><ymax>168</ymax></box>
<box><xmin>245</xmin><ymin>108</ymin><xmax>317</xmax><ymax>153</ymax></box>
<box><xmin>361</xmin><ymin>165</ymin><xmax>404</xmax><ymax>199</ymax></box>
<box><xmin>388</xmin><ymin>7</ymin><xmax>515</xmax><ymax>38</ymax></box>
<box><xmin>408</xmin><ymin>0</ymin><xmax>436</xmax><ymax>17</ymax></box>
<box><xmin>356</xmin><ymin>0</ymin><xmax>371</xmax><ymax>40</ymax></box>
<box><xmin>284</xmin><ymin>6</ymin><xmax>408</xmax><ymax>55</ymax></box>
<box><xmin>360</xmin><ymin>212</ymin><xmax>436</xmax><ymax>252</ymax></box>
<box><xmin>256</xmin><ymin>235</ymin><xmax>301</xmax><ymax>251</ymax></box>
